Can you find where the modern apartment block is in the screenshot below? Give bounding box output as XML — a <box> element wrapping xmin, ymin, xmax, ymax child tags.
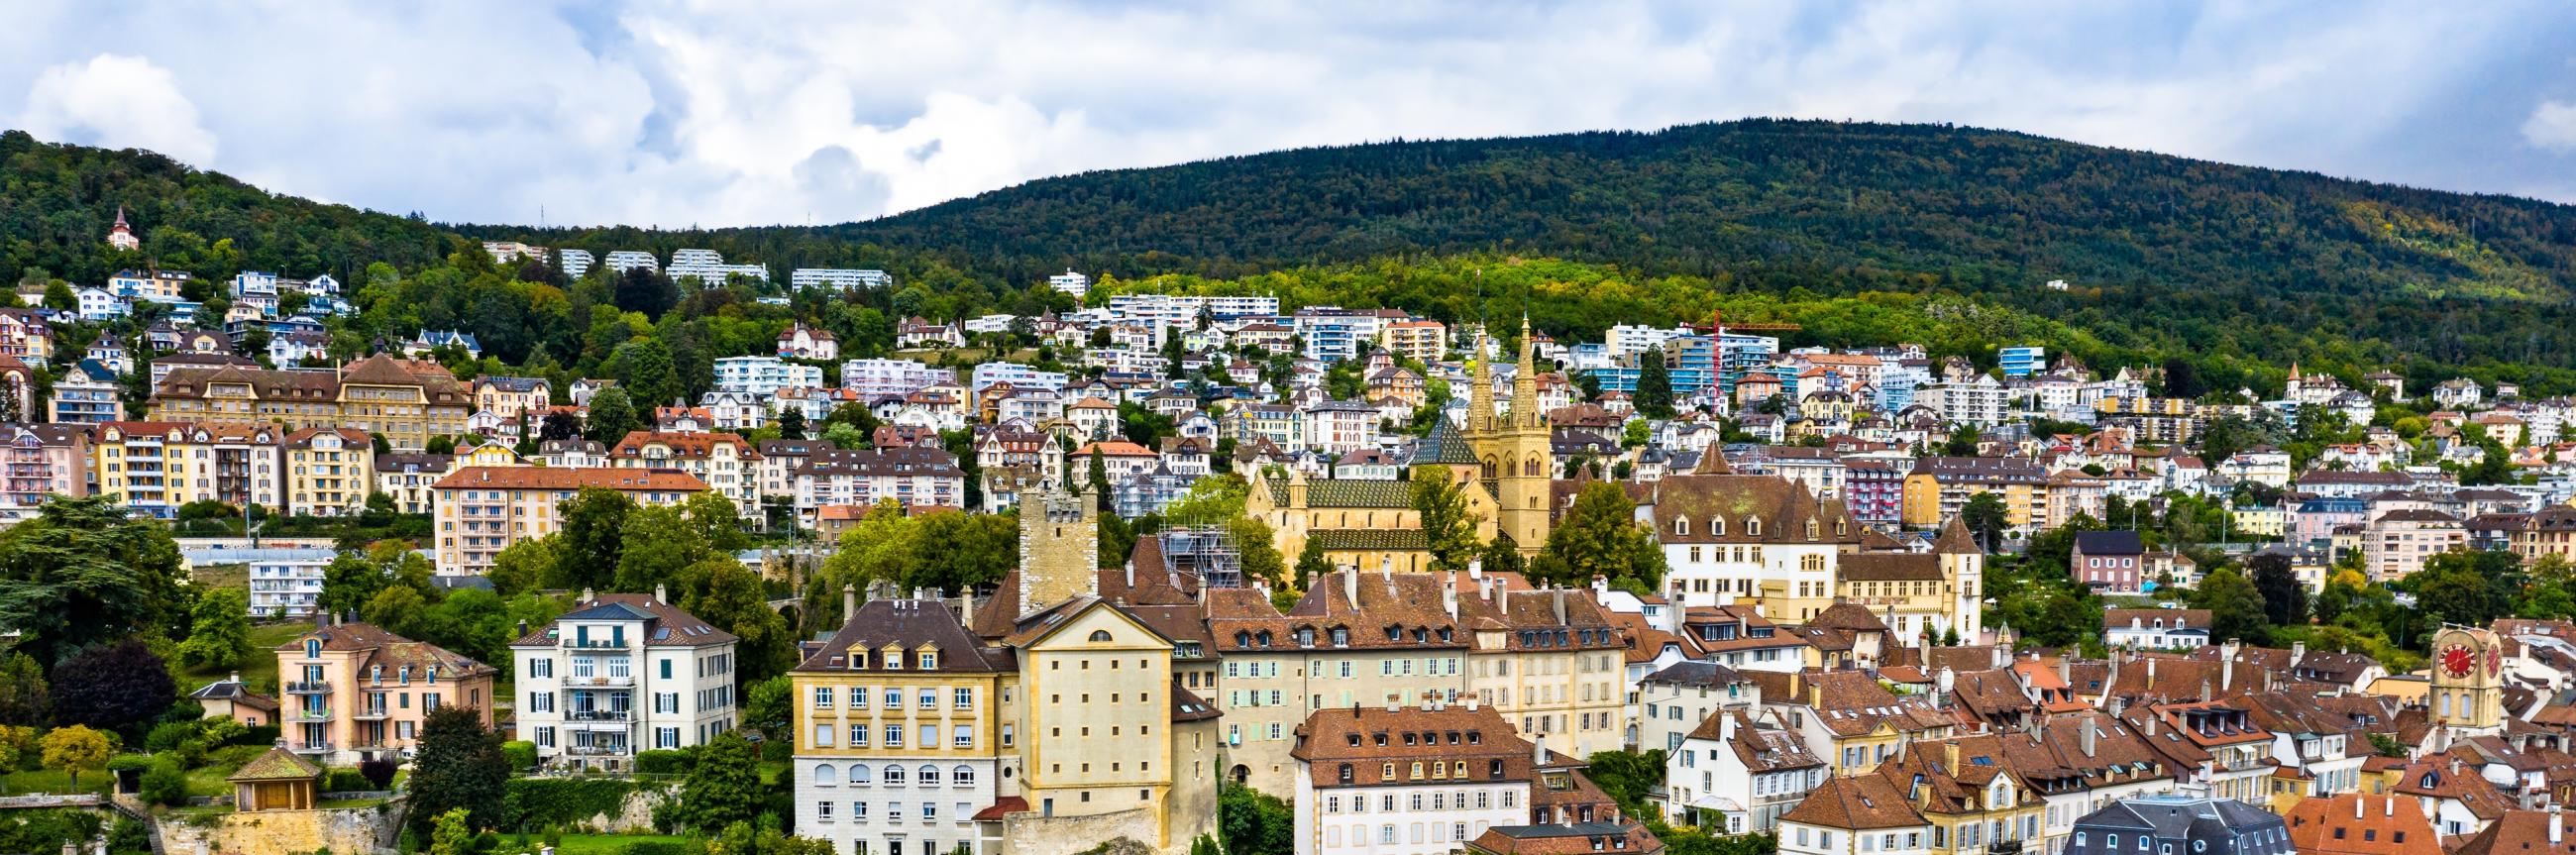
<box><xmin>511</xmin><ymin>590</ymin><xmax>741</xmax><ymax>770</ymax></box>
<box><xmin>430</xmin><ymin>467</ymin><xmax>708</xmax><ymax>574</ymax></box>
<box><xmin>794</xmin><ymin>268</ymin><xmax>895</xmax><ymax>289</ymax></box>
<box><xmin>277</xmin><ymin>620</ymin><xmax>497</xmax><ymax>766</ymax></box>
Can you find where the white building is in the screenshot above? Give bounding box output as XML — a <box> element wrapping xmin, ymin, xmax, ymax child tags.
<box><xmin>1666</xmin><ymin>710</ymin><xmax>1827</xmax><ymax>834</ymax></box>
<box><xmin>558</xmin><ymin>249</ymin><xmax>595</xmax><ymax>279</ymax></box>
<box><xmin>969</xmin><ymin>363</ymin><xmax>1069</xmax><ymax>399</ymax></box>
<box><xmin>603</xmin><ymin>251</ymin><xmax>661</xmax><ymax>274</ymax></box>
<box><xmin>668</xmin><ymin>249</ymin><xmax>770</xmax><ymax>282</ymax></box>
<box><xmin>792</xmin><ymin>268</ymin><xmax>894</xmax><ymax>290</ymax></box>
<box><xmin>186</xmin><ymin>547</ymin><xmax>336</xmax><ymax>618</ymax></box>
<box><xmin>1048</xmin><ymin>269</ymin><xmax>1091</xmax><ymax>297</ymax></box>
<box><xmin>714</xmin><ymin>356</ymin><xmax>827</xmax><ymax>395</ymax></box>
<box><xmin>75</xmin><ymin>287</ymin><xmax>125</xmax><ymax>321</ymax></box>
<box><xmin>1778</xmin><ymin>776</ymin><xmax>1932</xmax><ymax>855</ymax></box>
<box><xmin>844</xmin><ymin>359</ymin><xmax>952</xmax><ymax>400</ymax></box>
<box><xmin>512</xmin><ymin>591</ymin><xmax>740</xmax><ymax>770</ymax></box>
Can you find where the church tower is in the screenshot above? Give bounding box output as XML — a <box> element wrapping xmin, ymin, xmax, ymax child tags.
<box><xmin>106</xmin><ymin>206</ymin><xmax>140</xmax><ymax>252</ymax></box>
<box><xmin>1468</xmin><ymin>316</ymin><xmax>1555</xmax><ymax>554</ymax></box>
<box><xmin>1017</xmin><ymin>481</ymin><xmax>1100</xmax><ymax>612</ymax></box>
<box><xmin>2427</xmin><ymin>625</ymin><xmax>2504</xmax><ymax>734</ymax></box>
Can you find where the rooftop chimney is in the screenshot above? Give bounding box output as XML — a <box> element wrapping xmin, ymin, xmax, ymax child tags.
<box><xmin>2220</xmin><ymin>638</ymin><xmax>2241</xmax><ymax>693</ymax></box>
<box><xmin>2549</xmin><ymin>803</ymin><xmax>2562</xmax><ymax>844</ymax></box>
<box><xmin>2081</xmin><ymin>716</ymin><xmax>2098</xmax><ymax>758</ymax></box>
<box><xmin>2291</xmin><ymin>641</ymin><xmax>2307</xmax><ymax>668</ymax></box>
<box><xmin>1534</xmin><ymin>733</ymin><xmax>1550</xmax><ymax>767</ymax></box>
<box><xmin>1936</xmin><ymin>667</ymin><xmax>1956</xmax><ymax>709</ymax></box>
<box><xmin>2355</xmin><ymin>798</ymin><xmax>2365</xmax><ymax>820</ymax></box>
<box><xmin>1465</xmin><ymin>695</ymin><xmax>1479</xmax><ymax>711</ymax></box>
<box><xmin>1553</xmin><ymin>589</ymin><xmax>1568</xmax><ymax>626</ymax></box>
<box><xmin>843</xmin><ymin>584</ymin><xmax>858</xmax><ymax>624</ymax></box>
<box><xmin>580</xmin><ymin>587</ymin><xmax>595</xmax><ymax>604</ymax></box>
<box><xmin>1444</xmin><ymin>585</ymin><xmax>1459</xmax><ymax>623</ymax></box>
<box><xmin>655</xmin><ymin>583</ymin><xmax>667</xmax><ymax>605</ymax></box>
<box><xmin>1718</xmin><ymin>712</ymin><xmax>1738</xmax><ymax>743</ymax></box>
<box><xmin>1343</xmin><ymin>569</ymin><xmax>1360</xmax><ymax>608</ymax></box>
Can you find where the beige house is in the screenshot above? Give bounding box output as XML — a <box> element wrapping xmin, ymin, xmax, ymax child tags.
<box><xmin>430</xmin><ymin>467</ymin><xmax>707</xmax><ymax>574</ymax></box>
<box><xmin>606</xmin><ymin>431</ymin><xmax>762</xmax><ymax>517</ymax></box>
<box><xmin>148</xmin><ymin>354</ymin><xmax>472</xmax><ymax>452</ymax></box>
<box><xmin>187</xmin><ymin>674</ymin><xmax>280</xmax><ymax>727</ymax></box>
<box><xmin>473</xmin><ymin>375</ymin><xmax>553</xmax><ymax>420</ymax></box>
<box><xmin>278</xmin><ymin>620</ymin><xmax>497</xmax><ymax>765</ymax></box>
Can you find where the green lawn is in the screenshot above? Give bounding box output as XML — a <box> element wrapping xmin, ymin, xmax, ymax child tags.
<box><xmin>0</xmin><ymin>768</ymin><xmax>110</xmax><ymax>796</ymax></box>
<box><xmin>549</xmin><ymin>833</ymin><xmax>691</xmax><ymax>855</ymax></box>
<box><xmin>177</xmin><ymin>622</ymin><xmax>316</xmax><ymax>695</ymax></box>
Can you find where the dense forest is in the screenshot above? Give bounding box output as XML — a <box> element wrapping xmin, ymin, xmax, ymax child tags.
<box><xmin>8</xmin><ymin>120</ymin><xmax>2576</xmax><ymax>392</ymax></box>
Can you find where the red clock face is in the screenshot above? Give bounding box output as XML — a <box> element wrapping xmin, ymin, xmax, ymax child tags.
<box><xmin>2440</xmin><ymin>645</ymin><xmax>2475</xmax><ymax>678</ymax></box>
<box><xmin>2487</xmin><ymin>648</ymin><xmax>2503</xmax><ymax>677</ymax></box>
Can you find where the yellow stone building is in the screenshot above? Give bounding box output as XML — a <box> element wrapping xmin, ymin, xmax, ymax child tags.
<box><xmin>1247</xmin><ymin>321</ymin><xmax>1554</xmax><ymax>565</ymax></box>
<box><xmin>2425</xmin><ymin>625</ymin><xmax>2504</xmax><ymax>736</ymax></box>
<box><xmin>149</xmin><ymin>354</ymin><xmax>472</xmax><ymax>451</ymax></box>
<box><xmin>283</xmin><ymin>428</ymin><xmax>376</xmax><ymax>517</ymax></box>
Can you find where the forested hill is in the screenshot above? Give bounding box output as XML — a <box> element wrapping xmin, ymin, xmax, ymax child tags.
<box><xmin>485</xmin><ymin>119</ymin><xmax>2576</xmax><ymax>376</ymax></box>
<box><xmin>11</xmin><ymin>120</ymin><xmax>2576</xmax><ymax>385</ymax></box>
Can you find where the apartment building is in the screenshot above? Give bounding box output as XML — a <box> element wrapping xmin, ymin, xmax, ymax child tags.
<box><xmin>1288</xmin><ymin>703</ymin><xmax>1539</xmax><ymax>855</ymax></box>
<box><xmin>284</xmin><ymin>428</ymin><xmax>375</xmax><ymax>516</ymax></box>
<box><xmin>149</xmin><ymin>354</ymin><xmax>472</xmax><ymax>451</ymax></box>
<box><xmin>0</xmin><ymin>424</ymin><xmax>89</xmax><ymax>521</ymax></box>
<box><xmin>513</xmin><ymin>591</ymin><xmax>740</xmax><ymax>770</ymax></box>
<box><xmin>790</xmin><ymin>447</ymin><xmax>968</xmax><ymax>521</ymax></box>
<box><xmin>716</xmin><ymin>356</ymin><xmax>826</xmax><ymax>394</ymax></box>
<box><xmin>88</xmin><ymin>421</ymin><xmax>285</xmax><ymax>517</ymax></box>
<box><xmin>1377</xmin><ymin>320</ymin><xmax>1449</xmax><ymax>363</ymax></box>
<box><xmin>277</xmin><ymin>620</ymin><xmax>496</xmax><ymax>765</ymax></box>
<box><xmin>50</xmin><ymin>359</ymin><xmax>124</xmax><ymax>423</ymax></box>
<box><xmin>1202</xmin><ymin>581</ymin><xmax>1470</xmax><ymax>796</ymax></box>
<box><xmin>792</xmin><ymin>268</ymin><xmax>894</xmax><ymax>290</ymax></box>
<box><xmin>2363</xmin><ymin>509</ymin><xmax>2466</xmax><ymax>582</ymax></box>
<box><xmin>1645</xmin><ymin>457</ymin><xmax>1862</xmax><ymax>622</ymax></box>
<box><xmin>181</xmin><ymin>546</ymin><xmax>336</xmax><ymax>618</ymax></box>
<box><xmin>795</xmin><ymin>594</ymin><xmax>1017</xmax><ymax>855</ymax></box>
<box><xmin>1901</xmin><ymin>457</ymin><xmax>2056</xmax><ymax>531</ymax></box>
<box><xmin>845</xmin><ymin>359</ymin><xmax>952</xmax><ymax>400</ymax></box>
<box><xmin>605</xmin><ymin>431</ymin><xmax>762</xmax><ymax>515</ymax></box>
<box><xmin>473</xmin><ymin>376</ymin><xmax>553</xmax><ymax>420</ymax></box>
<box><xmin>376</xmin><ymin>452</ymin><xmax>456</xmax><ymax>514</ymax></box>
<box><xmin>602</xmin><ymin>251</ymin><xmax>660</xmax><ymax>273</ymax></box>
<box><xmin>1665</xmin><ymin>709</ymin><xmax>1824</xmax><ymax>834</ymax></box>
<box><xmin>430</xmin><ymin>467</ymin><xmax>707</xmax><ymax>574</ymax></box>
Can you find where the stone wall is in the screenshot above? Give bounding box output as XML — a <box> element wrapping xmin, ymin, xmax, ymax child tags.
<box><xmin>158</xmin><ymin>802</ymin><xmax>403</xmax><ymax>855</ymax></box>
<box><xmin>1002</xmin><ymin>806</ymin><xmax>1170</xmax><ymax>855</ymax></box>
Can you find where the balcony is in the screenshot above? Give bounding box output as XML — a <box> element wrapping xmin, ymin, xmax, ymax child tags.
<box><xmin>566</xmin><ymin>743</ymin><xmax>632</xmax><ymax>757</ymax></box>
<box><xmin>351</xmin><ymin>706</ymin><xmax>391</xmax><ymax>720</ymax></box>
<box><xmin>564</xmin><ymin>638</ymin><xmax>630</xmax><ymax>650</ymax></box>
<box><xmin>565</xmin><ymin>674</ymin><xmax>635</xmax><ymax>688</ymax></box>
<box><xmin>289</xmin><ymin>742</ymin><xmax>334</xmax><ymax>755</ymax></box>
<box><xmin>284</xmin><ymin>681</ymin><xmax>332</xmax><ymax>695</ymax></box>
<box><xmin>292</xmin><ymin>707</ymin><xmax>334</xmax><ymax>721</ymax></box>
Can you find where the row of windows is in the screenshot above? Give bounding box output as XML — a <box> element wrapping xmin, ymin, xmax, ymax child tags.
<box><xmin>811</xmin><ymin>764</ymin><xmax>979</xmax><ymax>787</ymax></box>
<box><xmin>810</xmin><ymin>723</ymin><xmax>986</xmax><ymax>750</ymax></box>
<box><xmin>1322</xmin><ymin>789</ymin><xmax>1507</xmax><ymax>811</ymax></box>
<box><xmin>812</xmin><ymin>687</ymin><xmax>975</xmax><ymax>709</ymax></box>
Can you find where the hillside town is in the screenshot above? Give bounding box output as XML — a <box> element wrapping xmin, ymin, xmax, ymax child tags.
<box><xmin>6</xmin><ymin>232</ymin><xmax>2576</xmax><ymax>855</ymax></box>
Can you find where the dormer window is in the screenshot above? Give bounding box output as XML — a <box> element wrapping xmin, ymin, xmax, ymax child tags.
<box><xmin>1805</xmin><ymin>519</ymin><xmax>1820</xmax><ymax>539</ymax></box>
<box><xmin>1711</xmin><ymin>517</ymin><xmax>1726</xmax><ymax>537</ymax></box>
<box><xmin>1747</xmin><ymin>518</ymin><xmax>1762</xmax><ymax>537</ymax></box>
<box><xmin>918</xmin><ymin>650</ymin><xmax>937</xmax><ymax>670</ymax></box>
<box><xmin>1673</xmin><ymin>517</ymin><xmax>1690</xmax><ymax>536</ymax></box>
<box><xmin>305</xmin><ymin>639</ymin><xmax>322</xmax><ymax>659</ymax></box>
<box><xmin>1331</xmin><ymin>627</ymin><xmax>1348</xmax><ymax>646</ymax></box>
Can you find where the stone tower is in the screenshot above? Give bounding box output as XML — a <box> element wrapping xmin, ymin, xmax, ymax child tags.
<box><xmin>2427</xmin><ymin>625</ymin><xmax>2504</xmax><ymax>734</ymax></box>
<box><xmin>1017</xmin><ymin>481</ymin><xmax>1100</xmax><ymax>613</ymax></box>
<box><xmin>1468</xmin><ymin>317</ymin><xmax>1556</xmax><ymax>554</ymax></box>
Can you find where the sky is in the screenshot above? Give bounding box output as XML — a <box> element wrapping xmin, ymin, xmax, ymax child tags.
<box><xmin>6</xmin><ymin>1</ymin><xmax>2575</xmax><ymax>229</ymax></box>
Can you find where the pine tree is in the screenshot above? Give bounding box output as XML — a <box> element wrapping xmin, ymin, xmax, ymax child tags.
<box><xmin>1635</xmin><ymin>359</ymin><xmax>1674</xmax><ymax>418</ymax></box>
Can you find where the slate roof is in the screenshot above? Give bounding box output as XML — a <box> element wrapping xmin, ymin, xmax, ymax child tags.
<box><xmin>227</xmin><ymin>746</ymin><xmax>324</xmax><ymax>782</ymax></box>
<box><xmin>1267</xmin><ymin>477</ymin><xmax>1415</xmax><ymax>508</ymax></box>
<box><xmin>1777</xmin><ymin>774</ymin><xmax>1925</xmax><ymax>829</ymax></box>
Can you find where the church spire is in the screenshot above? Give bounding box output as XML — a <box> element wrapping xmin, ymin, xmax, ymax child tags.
<box><xmin>1469</xmin><ymin>330</ymin><xmax>1494</xmax><ymax>433</ymax></box>
<box><xmin>1512</xmin><ymin>315</ymin><xmax>1540</xmax><ymax>428</ymax></box>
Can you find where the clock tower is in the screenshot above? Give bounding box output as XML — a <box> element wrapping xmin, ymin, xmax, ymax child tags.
<box><xmin>2426</xmin><ymin>625</ymin><xmax>2504</xmax><ymax>735</ymax></box>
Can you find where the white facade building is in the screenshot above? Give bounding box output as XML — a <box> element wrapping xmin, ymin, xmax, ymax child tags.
<box><xmin>844</xmin><ymin>360</ymin><xmax>953</xmax><ymax>400</ymax></box>
<box><xmin>603</xmin><ymin>251</ymin><xmax>661</xmax><ymax>273</ymax></box>
<box><xmin>512</xmin><ymin>592</ymin><xmax>740</xmax><ymax>770</ymax></box>
<box><xmin>792</xmin><ymin>268</ymin><xmax>894</xmax><ymax>290</ymax></box>
<box><xmin>558</xmin><ymin>249</ymin><xmax>595</xmax><ymax>279</ymax></box>
<box><xmin>1047</xmin><ymin>269</ymin><xmax>1091</xmax><ymax>297</ymax></box>
<box><xmin>715</xmin><ymin>356</ymin><xmax>827</xmax><ymax>395</ymax></box>
<box><xmin>186</xmin><ymin>547</ymin><xmax>336</xmax><ymax>618</ymax></box>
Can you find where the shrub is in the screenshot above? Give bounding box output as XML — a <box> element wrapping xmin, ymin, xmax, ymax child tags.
<box><xmin>144</xmin><ymin>721</ymin><xmax>199</xmax><ymax>753</ymax></box>
<box><xmin>139</xmin><ymin>760</ymin><xmax>188</xmax><ymax>806</ymax></box>
<box><xmin>500</xmin><ymin>740</ymin><xmax>538</xmax><ymax>771</ymax></box>
<box><xmin>622</xmin><ymin>843</ymin><xmax>690</xmax><ymax>855</ymax></box>
<box><xmin>235</xmin><ymin>724</ymin><xmax>281</xmax><ymax>747</ymax></box>
<box><xmin>633</xmin><ymin>749</ymin><xmax>694</xmax><ymax>775</ymax></box>
<box><xmin>358</xmin><ymin>757</ymin><xmax>399</xmax><ymax>790</ymax></box>
<box><xmin>105</xmin><ymin>754</ymin><xmax>155</xmax><ymax>773</ymax></box>
<box><xmin>324</xmin><ymin>769</ymin><xmax>374</xmax><ymax>793</ymax></box>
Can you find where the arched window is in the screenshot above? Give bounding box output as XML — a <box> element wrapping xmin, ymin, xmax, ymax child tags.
<box><xmin>1089</xmin><ymin>629</ymin><xmax>1114</xmax><ymax>642</ymax></box>
<box><xmin>954</xmin><ymin>766</ymin><xmax>974</xmax><ymax>785</ymax></box>
<box><xmin>2108</xmin><ymin>835</ymin><xmax>2120</xmax><ymax>850</ymax></box>
<box><xmin>1805</xmin><ymin>519</ymin><xmax>1819</xmax><ymax>539</ymax></box>
<box><xmin>1235</xmin><ymin>631</ymin><xmax>1251</xmax><ymax>647</ymax></box>
<box><xmin>305</xmin><ymin>639</ymin><xmax>322</xmax><ymax>659</ymax></box>
<box><xmin>1332</xmin><ymin>627</ymin><xmax>1348</xmax><ymax>646</ymax></box>
<box><xmin>2075</xmin><ymin>834</ymin><xmax>2087</xmax><ymax>848</ymax></box>
<box><xmin>850</xmin><ymin>765</ymin><xmax>873</xmax><ymax>784</ymax></box>
<box><xmin>885</xmin><ymin>766</ymin><xmax>907</xmax><ymax>784</ymax></box>
<box><xmin>919</xmin><ymin>765</ymin><xmax>939</xmax><ymax>785</ymax></box>
<box><xmin>815</xmin><ymin>764</ymin><xmax>838</xmax><ymax>785</ymax></box>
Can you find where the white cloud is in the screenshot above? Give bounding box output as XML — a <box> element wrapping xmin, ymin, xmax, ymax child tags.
<box><xmin>2525</xmin><ymin>100</ymin><xmax>2576</xmax><ymax>153</ymax></box>
<box><xmin>4</xmin><ymin>2</ymin><xmax>2571</xmax><ymax>226</ymax></box>
<box><xmin>18</xmin><ymin>53</ymin><xmax>216</xmax><ymax>164</ymax></box>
